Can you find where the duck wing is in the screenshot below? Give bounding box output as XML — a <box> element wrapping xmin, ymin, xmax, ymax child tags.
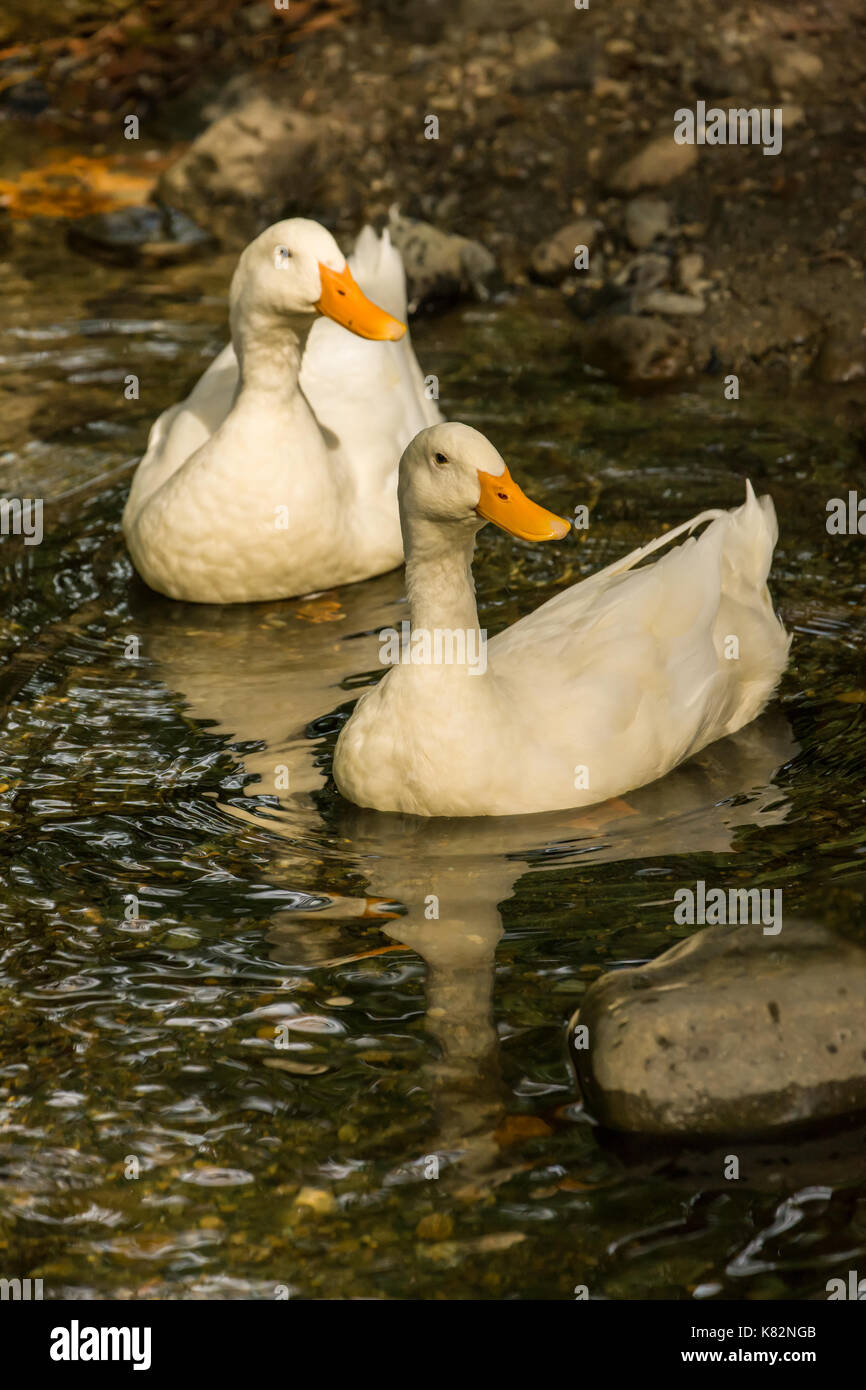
<box><xmin>490</xmin><ymin>485</ymin><xmax>789</xmax><ymax>761</ymax></box>
<box><xmin>123</xmin><ymin>343</ymin><xmax>239</xmax><ymax>525</ymax></box>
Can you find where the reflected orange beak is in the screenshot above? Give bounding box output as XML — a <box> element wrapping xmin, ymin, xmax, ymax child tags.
<box><xmin>476</xmin><ymin>467</ymin><xmax>571</xmax><ymax>541</ymax></box>
<box><xmin>315</xmin><ymin>262</ymin><xmax>406</xmax><ymax>341</ymax></box>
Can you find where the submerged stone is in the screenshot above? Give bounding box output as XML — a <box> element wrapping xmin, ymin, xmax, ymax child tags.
<box><xmin>530</xmin><ymin>218</ymin><xmax>600</xmax><ymax>283</ymax></box>
<box><xmin>66</xmin><ymin>205</ymin><xmax>216</xmax><ymax>264</ymax></box>
<box><xmin>569</xmin><ymin>920</ymin><xmax>866</xmax><ymax>1136</ymax></box>
<box><xmin>580</xmin><ymin>313</ymin><xmax>688</xmax><ymax>383</ymax></box>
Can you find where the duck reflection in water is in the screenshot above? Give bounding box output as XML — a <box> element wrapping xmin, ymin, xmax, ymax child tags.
<box><xmin>132</xmin><ymin>572</ymin><xmax>796</xmax><ymax>1179</ymax></box>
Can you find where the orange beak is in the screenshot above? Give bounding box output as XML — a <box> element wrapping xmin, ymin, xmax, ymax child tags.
<box><xmin>476</xmin><ymin>467</ymin><xmax>571</xmax><ymax>541</ymax></box>
<box><xmin>315</xmin><ymin>262</ymin><xmax>406</xmax><ymax>341</ymax></box>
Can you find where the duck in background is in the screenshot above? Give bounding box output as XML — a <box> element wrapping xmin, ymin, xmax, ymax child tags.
<box><xmin>123</xmin><ymin>219</ymin><xmax>441</xmax><ymax>604</ymax></box>
<box><xmin>333</xmin><ymin>422</ymin><xmax>790</xmax><ymax>817</ymax></box>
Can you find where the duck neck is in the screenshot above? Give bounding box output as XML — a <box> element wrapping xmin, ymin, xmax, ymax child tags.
<box><xmin>403</xmin><ymin>514</ymin><xmax>482</xmax><ymax>647</ymax></box>
<box><xmin>230</xmin><ymin>306</ymin><xmax>314</xmax><ymax>403</ymax></box>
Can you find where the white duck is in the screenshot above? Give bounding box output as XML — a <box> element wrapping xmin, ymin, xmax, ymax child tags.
<box><xmin>333</xmin><ymin>422</ymin><xmax>790</xmax><ymax>817</ymax></box>
<box><xmin>123</xmin><ymin>219</ymin><xmax>441</xmax><ymax>603</ymax></box>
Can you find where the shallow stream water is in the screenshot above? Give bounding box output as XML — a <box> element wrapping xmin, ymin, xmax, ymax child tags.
<box><xmin>1</xmin><ymin>231</ymin><xmax>865</xmax><ymax>1299</ymax></box>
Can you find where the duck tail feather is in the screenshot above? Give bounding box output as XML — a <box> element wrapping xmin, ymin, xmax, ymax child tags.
<box><xmin>348</xmin><ymin>224</ymin><xmax>409</xmax><ymax>323</ymax></box>
<box><xmin>601</xmin><ymin>507</ymin><xmax>726</xmax><ymax>580</ymax></box>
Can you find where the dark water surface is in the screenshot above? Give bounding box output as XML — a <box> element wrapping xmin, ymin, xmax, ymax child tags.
<box><xmin>1</xmin><ymin>234</ymin><xmax>865</xmax><ymax>1299</ymax></box>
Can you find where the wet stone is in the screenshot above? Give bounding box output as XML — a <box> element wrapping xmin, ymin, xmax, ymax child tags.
<box><xmin>387</xmin><ymin>207</ymin><xmax>495</xmax><ymax>311</ymax></box>
<box><xmin>511</xmin><ymin>48</ymin><xmax>597</xmax><ymax>96</ymax></box>
<box><xmin>0</xmin><ymin>75</ymin><xmax>50</xmax><ymax>114</ymax></box>
<box><xmin>66</xmin><ymin>205</ymin><xmax>217</xmax><ymax>265</ymax></box>
<box><xmin>624</xmin><ymin>196</ymin><xmax>672</xmax><ymax>250</ymax></box>
<box><xmin>570</xmin><ymin>920</ymin><xmax>866</xmax><ymax>1137</ymax></box>
<box><xmin>812</xmin><ymin>327</ymin><xmax>866</xmax><ymax>384</ymax></box>
<box><xmin>769</xmin><ymin>43</ymin><xmax>824</xmax><ymax>92</ymax></box>
<box><xmin>580</xmin><ymin>313</ymin><xmax>689</xmax><ymax>384</ymax></box>
<box><xmin>640</xmin><ymin>289</ymin><xmax>705</xmax><ymax>316</ymax></box>
<box><xmin>530</xmin><ymin>218</ymin><xmax>600</xmax><ymax>283</ymax></box>
<box><xmin>608</xmin><ymin>136</ymin><xmax>697</xmax><ymax>193</ymax></box>
<box><xmin>158</xmin><ymin>94</ymin><xmax>328</xmax><ymax>245</ymax></box>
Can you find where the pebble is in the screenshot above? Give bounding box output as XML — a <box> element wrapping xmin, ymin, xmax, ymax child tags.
<box><xmin>624</xmin><ymin>195</ymin><xmax>672</xmax><ymax>249</ymax></box>
<box><xmin>608</xmin><ymin>136</ymin><xmax>697</xmax><ymax>193</ymax></box>
<box><xmin>614</xmin><ymin>251</ymin><xmax>669</xmax><ymax>299</ymax></box>
<box><xmin>530</xmin><ymin>218</ymin><xmax>600</xmax><ymax>282</ymax></box>
<box><xmin>593</xmin><ymin>77</ymin><xmax>631</xmax><ymax>103</ymax></box>
<box><xmin>641</xmin><ymin>289</ymin><xmax>706</xmax><ymax>316</ymax></box>
<box><xmin>677</xmin><ymin>252</ymin><xmax>707</xmax><ymax>292</ymax></box>
<box><xmin>416</xmin><ymin>1212</ymin><xmax>454</xmax><ymax>1240</ymax></box>
<box><xmin>294</xmin><ymin>1187</ymin><xmax>336</xmax><ymax>1216</ymax></box>
<box><xmin>770</xmin><ymin>44</ymin><xmax>824</xmax><ymax>92</ymax></box>
<box><xmin>511</xmin><ymin>49</ymin><xmax>596</xmax><ymax>96</ymax></box>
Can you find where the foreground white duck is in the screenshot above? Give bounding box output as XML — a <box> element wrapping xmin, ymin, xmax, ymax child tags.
<box><xmin>333</xmin><ymin>423</ymin><xmax>790</xmax><ymax>817</ymax></box>
<box><xmin>123</xmin><ymin>219</ymin><xmax>441</xmax><ymax>603</ymax></box>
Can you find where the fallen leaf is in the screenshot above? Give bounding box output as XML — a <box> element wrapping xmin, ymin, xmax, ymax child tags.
<box><xmin>494</xmin><ymin>1114</ymin><xmax>554</xmax><ymax>1147</ymax></box>
<box><xmin>294</xmin><ymin>596</ymin><xmax>345</xmax><ymax>623</ymax></box>
<box><xmin>0</xmin><ymin>151</ymin><xmax>158</xmax><ymax>219</ymax></box>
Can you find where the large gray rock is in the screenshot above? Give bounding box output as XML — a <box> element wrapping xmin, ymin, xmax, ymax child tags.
<box><xmin>570</xmin><ymin>920</ymin><xmax>866</xmax><ymax>1137</ymax></box>
<box><xmin>387</xmin><ymin>207</ymin><xmax>495</xmax><ymax>311</ymax></box>
<box><xmin>159</xmin><ymin>94</ymin><xmax>328</xmax><ymax>245</ymax></box>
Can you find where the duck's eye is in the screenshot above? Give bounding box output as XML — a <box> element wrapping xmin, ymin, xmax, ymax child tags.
<box><xmin>434</xmin><ymin>452</ymin><xmax>448</xmax><ymax>465</ymax></box>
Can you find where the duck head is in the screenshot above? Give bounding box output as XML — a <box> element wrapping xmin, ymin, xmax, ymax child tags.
<box><xmin>229</xmin><ymin>218</ymin><xmax>406</xmax><ymax>340</ymax></box>
<box><xmin>398</xmin><ymin>422</ymin><xmax>572</xmax><ymax>542</ymax></box>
